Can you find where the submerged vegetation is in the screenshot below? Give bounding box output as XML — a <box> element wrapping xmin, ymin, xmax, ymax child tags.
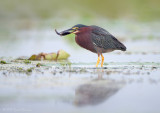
<box><xmin>24</xmin><ymin>60</ymin><xmax>31</xmax><ymax>64</ymax></box>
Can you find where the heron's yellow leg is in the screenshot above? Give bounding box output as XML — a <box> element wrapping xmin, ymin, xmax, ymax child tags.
<box><xmin>101</xmin><ymin>54</ymin><xmax>104</xmax><ymax>67</ymax></box>
<box><xmin>96</xmin><ymin>56</ymin><xmax>100</xmax><ymax>67</ymax></box>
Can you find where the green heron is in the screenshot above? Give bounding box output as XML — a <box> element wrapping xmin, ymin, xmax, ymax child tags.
<box><xmin>55</xmin><ymin>24</ymin><xmax>126</xmax><ymax>67</ymax></box>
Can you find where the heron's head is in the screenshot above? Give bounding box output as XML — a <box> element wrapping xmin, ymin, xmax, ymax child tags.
<box><xmin>55</xmin><ymin>24</ymin><xmax>88</xmax><ymax>36</ymax></box>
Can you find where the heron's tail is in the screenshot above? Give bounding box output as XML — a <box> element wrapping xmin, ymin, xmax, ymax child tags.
<box><xmin>120</xmin><ymin>45</ymin><xmax>126</xmax><ymax>51</ymax></box>
<box><xmin>117</xmin><ymin>42</ymin><xmax>127</xmax><ymax>51</ymax></box>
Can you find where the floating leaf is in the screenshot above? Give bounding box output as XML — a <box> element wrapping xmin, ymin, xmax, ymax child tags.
<box><xmin>28</xmin><ymin>50</ymin><xmax>70</xmax><ymax>61</ymax></box>
<box><xmin>45</xmin><ymin>53</ymin><xmax>57</xmax><ymax>60</ymax></box>
<box><xmin>57</xmin><ymin>50</ymin><xmax>70</xmax><ymax>60</ymax></box>
<box><xmin>36</xmin><ymin>53</ymin><xmax>45</xmax><ymax>60</ymax></box>
<box><xmin>29</xmin><ymin>55</ymin><xmax>37</xmax><ymax>60</ymax></box>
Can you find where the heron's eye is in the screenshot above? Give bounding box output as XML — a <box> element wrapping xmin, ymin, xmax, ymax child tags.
<box><xmin>72</xmin><ymin>27</ymin><xmax>79</xmax><ymax>30</ymax></box>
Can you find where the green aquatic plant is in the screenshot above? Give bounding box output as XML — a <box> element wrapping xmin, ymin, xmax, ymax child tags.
<box><xmin>26</xmin><ymin>67</ymin><xmax>34</xmax><ymax>72</ymax></box>
<box><xmin>17</xmin><ymin>67</ymin><xmax>25</xmax><ymax>72</ymax></box>
<box><xmin>24</xmin><ymin>60</ymin><xmax>31</xmax><ymax>64</ymax></box>
<box><xmin>36</xmin><ymin>63</ymin><xmax>42</xmax><ymax>67</ymax></box>
<box><xmin>0</xmin><ymin>60</ymin><xmax>7</xmax><ymax>64</ymax></box>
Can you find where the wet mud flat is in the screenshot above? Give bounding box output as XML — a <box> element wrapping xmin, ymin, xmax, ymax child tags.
<box><xmin>0</xmin><ymin>58</ymin><xmax>160</xmax><ymax>113</ymax></box>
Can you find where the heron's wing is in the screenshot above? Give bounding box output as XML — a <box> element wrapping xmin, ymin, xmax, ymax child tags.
<box><xmin>91</xmin><ymin>25</ymin><xmax>126</xmax><ymax>51</ymax></box>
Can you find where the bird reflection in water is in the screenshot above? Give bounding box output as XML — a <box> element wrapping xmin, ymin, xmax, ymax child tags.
<box><xmin>74</xmin><ymin>69</ymin><xmax>125</xmax><ymax>106</ymax></box>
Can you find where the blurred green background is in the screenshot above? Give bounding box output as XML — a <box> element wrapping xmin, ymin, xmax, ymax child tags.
<box><xmin>1</xmin><ymin>0</ymin><xmax>160</xmax><ymax>30</ymax></box>
<box><xmin>1</xmin><ymin>0</ymin><xmax>160</xmax><ymax>21</ymax></box>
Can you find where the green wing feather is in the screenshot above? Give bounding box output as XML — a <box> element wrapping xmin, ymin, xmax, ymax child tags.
<box><xmin>91</xmin><ymin>25</ymin><xmax>126</xmax><ymax>51</ymax></box>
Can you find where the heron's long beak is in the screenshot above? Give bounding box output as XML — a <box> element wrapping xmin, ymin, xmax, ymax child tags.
<box><xmin>55</xmin><ymin>28</ymin><xmax>76</xmax><ymax>36</ymax></box>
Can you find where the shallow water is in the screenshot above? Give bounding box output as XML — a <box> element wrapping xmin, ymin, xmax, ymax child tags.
<box><xmin>0</xmin><ymin>58</ymin><xmax>160</xmax><ymax>113</ymax></box>
<box><xmin>0</xmin><ymin>71</ymin><xmax>160</xmax><ymax>113</ymax></box>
